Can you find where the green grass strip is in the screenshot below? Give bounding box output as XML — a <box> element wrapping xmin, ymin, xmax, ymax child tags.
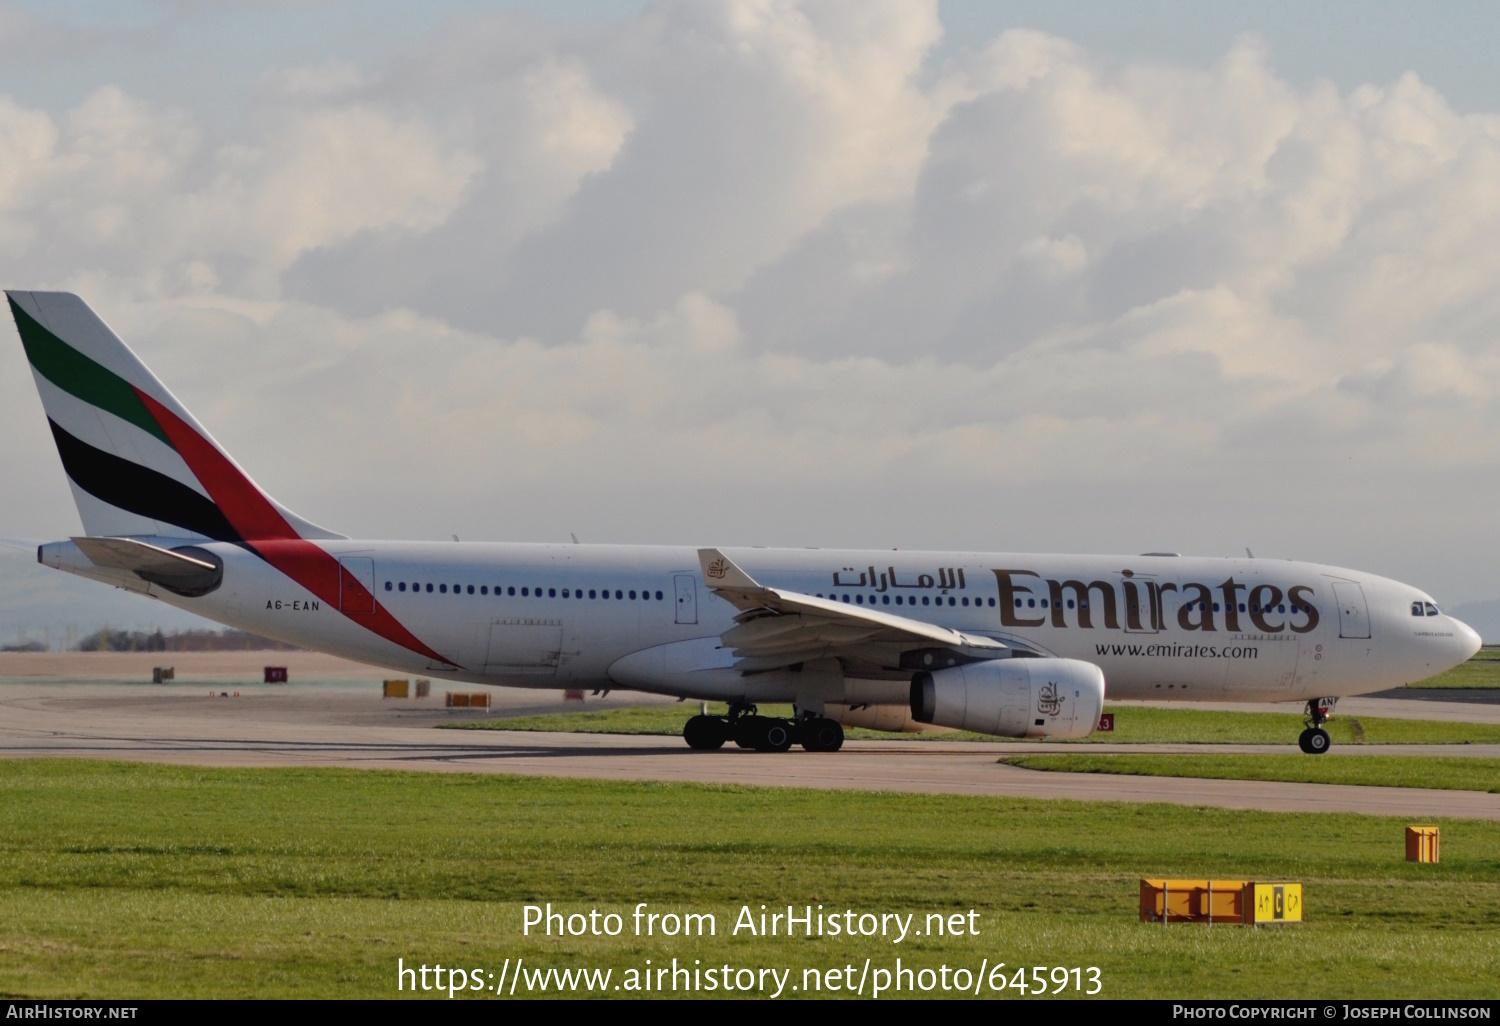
<box><xmin>0</xmin><ymin>760</ymin><xmax>1498</xmax><ymax>998</ymax></box>
<box><xmin>1002</xmin><ymin>754</ymin><xmax>1500</xmax><ymax>792</ymax></box>
<box><xmin>1407</xmin><ymin>650</ymin><xmax>1500</xmax><ymax>689</ymax></box>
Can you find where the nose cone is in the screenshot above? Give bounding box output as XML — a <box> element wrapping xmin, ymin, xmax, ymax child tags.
<box><xmin>1452</xmin><ymin>617</ymin><xmax>1483</xmax><ymax>661</ymax></box>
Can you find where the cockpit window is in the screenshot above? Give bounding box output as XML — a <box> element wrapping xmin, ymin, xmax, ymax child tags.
<box><xmin>1424</xmin><ymin>602</ymin><xmax>1441</xmax><ymax>617</ymax></box>
<box><xmin>1412</xmin><ymin>601</ymin><xmax>1424</xmax><ymax>617</ymax></box>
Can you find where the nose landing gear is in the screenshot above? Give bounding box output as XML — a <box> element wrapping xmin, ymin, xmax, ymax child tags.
<box><xmin>1297</xmin><ymin>698</ymin><xmax>1335</xmax><ymax>755</ymax></box>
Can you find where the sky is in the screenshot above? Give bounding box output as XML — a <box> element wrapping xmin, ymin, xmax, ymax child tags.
<box><xmin>3</xmin><ymin>0</ymin><xmax>1500</xmax><ymax>640</ymax></box>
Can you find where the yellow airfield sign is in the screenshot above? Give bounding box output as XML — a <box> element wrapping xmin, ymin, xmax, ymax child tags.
<box><xmin>1249</xmin><ymin>883</ymin><xmax>1303</xmax><ymax>924</ymax></box>
<box><xmin>1141</xmin><ymin>879</ymin><xmax>1303</xmax><ymax>925</ymax></box>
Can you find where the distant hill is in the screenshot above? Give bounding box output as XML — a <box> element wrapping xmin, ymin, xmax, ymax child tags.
<box><xmin>1448</xmin><ymin>599</ymin><xmax>1500</xmax><ymax>646</ymax></box>
<box><xmin>73</xmin><ymin>628</ymin><xmax>301</xmax><ymax>653</ymax></box>
<box><xmin>0</xmin><ymin>545</ymin><xmax>217</xmax><ymax>650</ymax></box>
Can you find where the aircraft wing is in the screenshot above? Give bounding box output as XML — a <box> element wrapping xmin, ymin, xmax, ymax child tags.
<box><xmin>697</xmin><ymin>548</ymin><xmax>1004</xmax><ymax>672</ymax></box>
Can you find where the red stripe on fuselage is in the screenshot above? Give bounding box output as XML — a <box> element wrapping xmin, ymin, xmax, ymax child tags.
<box><xmin>251</xmin><ymin>540</ymin><xmax>452</xmax><ymax>666</ymax></box>
<box><xmin>134</xmin><ymin>388</ymin><xmax>454</xmax><ymax>667</ymax></box>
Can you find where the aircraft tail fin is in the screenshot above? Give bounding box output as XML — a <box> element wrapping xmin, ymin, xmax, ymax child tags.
<box><xmin>7</xmin><ymin>290</ymin><xmax>342</xmax><ymax>542</ymax></box>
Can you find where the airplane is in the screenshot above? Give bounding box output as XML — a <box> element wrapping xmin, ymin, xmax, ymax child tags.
<box><xmin>7</xmin><ymin>291</ymin><xmax>1482</xmax><ymax>755</ymax></box>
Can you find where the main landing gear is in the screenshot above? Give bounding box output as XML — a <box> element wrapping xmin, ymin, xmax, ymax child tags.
<box><xmin>1297</xmin><ymin>698</ymin><xmax>1334</xmax><ymax>755</ymax></box>
<box><xmin>682</xmin><ymin>703</ymin><xmax>844</xmax><ymax>753</ymax></box>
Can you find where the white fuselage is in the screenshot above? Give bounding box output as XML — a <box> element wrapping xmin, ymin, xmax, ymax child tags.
<box><xmin>49</xmin><ymin>540</ymin><xmax>1479</xmax><ymax>708</ymax></box>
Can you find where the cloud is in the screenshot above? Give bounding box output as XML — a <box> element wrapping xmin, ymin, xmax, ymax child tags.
<box><xmin>3</xmin><ymin>1</ymin><xmax>1500</xmax><ymax>605</ymax></box>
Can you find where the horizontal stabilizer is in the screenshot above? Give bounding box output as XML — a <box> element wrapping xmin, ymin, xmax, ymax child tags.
<box><xmin>73</xmin><ymin>536</ymin><xmax>215</xmax><ymax>575</ymax></box>
<box><xmin>71</xmin><ymin>535</ymin><xmax>224</xmax><ymax>598</ymax></box>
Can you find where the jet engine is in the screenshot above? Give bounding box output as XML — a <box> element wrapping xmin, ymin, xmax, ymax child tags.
<box><xmin>910</xmin><ymin>658</ymin><xmax>1106</xmax><ymax>739</ymax></box>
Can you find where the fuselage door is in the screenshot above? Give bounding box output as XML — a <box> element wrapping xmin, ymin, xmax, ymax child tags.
<box><xmin>674</xmin><ymin>575</ymin><xmax>698</xmax><ymax>625</ymax></box>
<box><xmin>338</xmin><ymin>557</ymin><xmax>375</xmax><ymax>614</ymax></box>
<box><xmin>1332</xmin><ymin>581</ymin><xmax>1372</xmax><ymax>639</ymax></box>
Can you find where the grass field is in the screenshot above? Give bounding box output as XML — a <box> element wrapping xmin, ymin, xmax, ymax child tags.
<box><xmin>1408</xmin><ymin>647</ymin><xmax>1500</xmax><ymax>689</ymax></box>
<box><xmin>0</xmin><ymin>760</ymin><xmax>1497</xmax><ymax>999</ymax></box>
<box><xmin>449</xmin><ymin>703</ymin><xmax>1500</xmax><ymax>746</ymax></box>
<box><xmin>1001</xmin><ymin>755</ymin><xmax>1500</xmax><ymax>793</ymax></box>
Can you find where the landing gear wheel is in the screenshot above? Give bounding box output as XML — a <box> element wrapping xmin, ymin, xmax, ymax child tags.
<box><xmin>733</xmin><ymin>715</ymin><xmax>765</xmax><ymax>749</ymax></box>
<box><xmin>799</xmin><ymin>718</ymin><xmax>844</xmax><ymax>752</ymax></box>
<box><xmin>683</xmin><ymin>715</ymin><xmax>728</xmax><ymax>750</ymax></box>
<box><xmin>1298</xmin><ymin>727</ymin><xmax>1331</xmax><ymax>754</ymax></box>
<box><xmin>757</xmin><ymin>718</ymin><xmax>795</xmax><ymax>753</ymax></box>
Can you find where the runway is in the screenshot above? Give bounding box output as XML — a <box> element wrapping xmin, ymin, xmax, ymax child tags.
<box><xmin>1</xmin><ymin>670</ymin><xmax>1497</xmax><ymax>821</ymax></box>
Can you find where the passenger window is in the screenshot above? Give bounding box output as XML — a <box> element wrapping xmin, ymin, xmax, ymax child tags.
<box><xmin>615</xmin><ymin>590</ymin><xmax>622</xmax><ymax>600</ymax></box>
<box><xmin>589</xmin><ymin>590</ymin><xmax>597</xmax><ymax>599</ymax></box>
<box><xmin>989</xmin><ymin>598</ymin><xmax>996</xmax><ymax>607</ymax></box>
<box><xmin>856</xmin><ymin>595</ymin><xmax>864</xmax><ymax>605</ymax></box>
<box><xmin>508</xmin><ymin>587</ymin><xmax>516</xmax><ymax>596</ymax></box>
<box><xmin>398</xmin><ymin>582</ymin><xmax>406</xmax><ymax>593</ymax></box>
<box><xmin>922</xmin><ymin>597</ymin><xmax>930</xmax><ymax>606</ymax></box>
<box><xmin>629</xmin><ymin>590</ymin><xmax>637</xmax><ymax>600</ymax></box>
<box><xmin>949</xmin><ymin>597</ymin><xmax>956</xmax><ymax>606</ymax></box>
<box><xmin>1213</xmin><ymin>602</ymin><xmax>1219</xmax><ymax>611</ymax></box>
<box><xmin>440</xmin><ymin>584</ymin><xmax>447</xmax><ymax>594</ymax></box>
<box><xmin>655</xmin><ymin>591</ymin><xmax>663</xmax><ymax>600</ymax></box>
<box><xmin>561</xmin><ymin>588</ymin><xmax>569</xmax><ymax>598</ymax></box>
<box><xmin>425</xmin><ymin>584</ymin><xmax>433</xmax><ymax>593</ymax></box>
<box><xmin>521</xmin><ymin>587</ymin><xmax>529</xmax><ymax>597</ymax></box>
<box><xmin>384</xmin><ymin>581</ymin><xmax>392</xmax><ymax>591</ymax></box>
<box><xmin>480</xmin><ymin>586</ymin><xmax>488</xmax><ymax>595</ymax></box>
<box><xmin>549</xmin><ymin>588</ymin><xmax>556</xmax><ymax>598</ymax></box>
<box><xmin>467</xmin><ymin>585</ymin><xmax>474</xmax><ymax>595</ymax></box>
<box><xmin>842</xmin><ymin>595</ymin><xmax>850</xmax><ymax>603</ymax></box>
<box><xmin>1238</xmin><ymin>603</ymin><xmax>1245</xmax><ymax>612</ymax></box>
<box><xmin>1015</xmin><ymin>599</ymin><xmax>1023</xmax><ymax>608</ymax></box>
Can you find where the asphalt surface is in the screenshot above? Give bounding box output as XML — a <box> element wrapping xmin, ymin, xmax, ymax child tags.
<box><xmin>1</xmin><ymin>676</ymin><xmax>1497</xmax><ymax>820</ymax></box>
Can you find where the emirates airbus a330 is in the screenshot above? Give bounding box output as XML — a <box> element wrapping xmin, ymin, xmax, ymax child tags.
<box><xmin>9</xmin><ymin>291</ymin><xmax>1481</xmax><ymax>755</ymax></box>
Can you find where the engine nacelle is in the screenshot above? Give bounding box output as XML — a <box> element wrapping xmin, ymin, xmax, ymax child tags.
<box><xmin>825</xmin><ymin>702</ymin><xmax>951</xmax><ymax>734</ymax></box>
<box><xmin>909</xmin><ymin>658</ymin><xmax>1106</xmax><ymax>739</ymax></box>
